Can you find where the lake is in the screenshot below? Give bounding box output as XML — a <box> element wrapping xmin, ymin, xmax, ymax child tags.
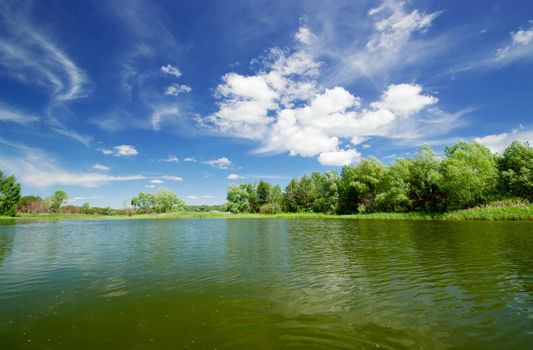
<box><xmin>0</xmin><ymin>219</ymin><xmax>532</xmax><ymax>349</ymax></box>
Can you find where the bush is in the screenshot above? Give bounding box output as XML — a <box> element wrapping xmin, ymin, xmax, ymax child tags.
<box><xmin>259</xmin><ymin>203</ymin><xmax>282</xmax><ymax>214</ymax></box>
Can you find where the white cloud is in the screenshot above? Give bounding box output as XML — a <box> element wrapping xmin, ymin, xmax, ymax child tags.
<box><xmin>318</xmin><ymin>149</ymin><xmax>361</xmax><ymax>166</ymax></box>
<box><xmin>0</xmin><ymin>104</ymin><xmax>39</xmax><ymax>125</ymax></box>
<box><xmin>145</xmin><ymin>184</ymin><xmax>156</xmax><ymax>188</ymax></box>
<box><xmin>101</xmin><ymin>145</ymin><xmax>138</xmax><ymax>157</ymax></box>
<box><xmin>183</xmin><ymin>157</ymin><xmax>196</xmax><ymax>162</ymax></box>
<box><xmin>495</xmin><ymin>25</ymin><xmax>533</xmax><ymax>62</ymax></box>
<box><xmin>202</xmin><ymin>195</ymin><xmax>214</xmax><ymax>199</ymax></box>
<box><xmin>204</xmin><ymin>157</ymin><xmax>232</xmax><ymax>169</ymax></box>
<box><xmin>0</xmin><ymin>25</ymin><xmax>88</xmax><ymax>102</ymax></box>
<box><xmin>150</xmin><ymin>106</ymin><xmax>180</xmax><ymax>130</ymax></box>
<box><xmin>201</xmin><ymin>8</ymin><xmax>453</xmax><ymax>165</ymax></box>
<box><xmin>93</xmin><ymin>164</ymin><xmax>110</xmax><ymax>171</ymax></box>
<box><xmin>149</xmin><ymin>179</ymin><xmax>164</xmax><ymax>184</ymax></box>
<box><xmin>475</xmin><ymin>128</ymin><xmax>533</xmax><ymax>154</ymax></box>
<box><xmin>159</xmin><ymin>155</ymin><xmax>179</xmax><ymax>163</ymax></box>
<box><xmin>161</xmin><ymin>64</ymin><xmax>182</xmax><ymax>78</ymax></box>
<box><xmin>165</xmin><ymin>83</ymin><xmax>191</xmax><ymax>96</ymax></box>
<box><xmin>370</xmin><ymin>84</ymin><xmax>438</xmax><ymax>117</ymax></box>
<box><xmin>160</xmin><ymin>175</ymin><xmax>183</xmax><ymax>181</ymax></box>
<box><xmin>187</xmin><ymin>195</ymin><xmax>198</xmax><ymax>199</ymax></box>
<box><xmin>0</xmin><ymin>138</ymin><xmax>146</xmax><ymax>187</ymax></box>
<box><xmin>227</xmin><ymin>174</ymin><xmax>243</xmax><ymax>180</ymax></box>
<box><xmin>294</xmin><ymin>26</ymin><xmax>316</xmax><ymax>45</ymax></box>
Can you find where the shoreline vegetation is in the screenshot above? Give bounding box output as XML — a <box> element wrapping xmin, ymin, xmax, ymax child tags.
<box><xmin>1</xmin><ymin>140</ymin><xmax>533</xmax><ymax>222</ymax></box>
<box><xmin>2</xmin><ymin>201</ymin><xmax>533</xmax><ymax>221</ymax></box>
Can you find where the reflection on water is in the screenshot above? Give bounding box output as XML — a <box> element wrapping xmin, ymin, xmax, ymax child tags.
<box><xmin>0</xmin><ymin>219</ymin><xmax>532</xmax><ymax>349</ymax></box>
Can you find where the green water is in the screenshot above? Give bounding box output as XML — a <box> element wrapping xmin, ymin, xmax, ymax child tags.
<box><xmin>0</xmin><ymin>219</ymin><xmax>532</xmax><ymax>349</ymax></box>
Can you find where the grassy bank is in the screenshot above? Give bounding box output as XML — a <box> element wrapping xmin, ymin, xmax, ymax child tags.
<box><xmin>2</xmin><ymin>203</ymin><xmax>532</xmax><ymax>221</ymax></box>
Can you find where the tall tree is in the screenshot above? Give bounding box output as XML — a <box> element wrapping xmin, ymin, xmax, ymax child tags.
<box><xmin>0</xmin><ymin>171</ymin><xmax>21</xmax><ymax>217</ymax></box>
<box><xmin>339</xmin><ymin>158</ymin><xmax>385</xmax><ymax>213</ymax></box>
<box><xmin>441</xmin><ymin>141</ymin><xmax>498</xmax><ymax>209</ymax></box>
<box><xmin>50</xmin><ymin>190</ymin><xmax>68</xmax><ymax>213</ymax></box>
<box><xmin>408</xmin><ymin>145</ymin><xmax>446</xmax><ymax>211</ymax></box>
<box><xmin>376</xmin><ymin>158</ymin><xmax>412</xmax><ymax>212</ymax></box>
<box><xmin>499</xmin><ymin>141</ymin><xmax>533</xmax><ymax>200</ymax></box>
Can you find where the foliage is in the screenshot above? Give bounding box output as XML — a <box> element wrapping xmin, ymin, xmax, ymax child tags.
<box><xmin>408</xmin><ymin>145</ymin><xmax>446</xmax><ymax>211</ymax></box>
<box><xmin>376</xmin><ymin>158</ymin><xmax>412</xmax><ymax>212</ymax></box>
<box><xmin>339</xmin><ymin>157</ymin><xmax>385</xmax><ymax>213</ymax></box>
<box><xmin>131</xmin><ymin>188</ymin><xmax>185</xmax><ymax>213</ymax></box>
<box><xmin>0</xmin><ymin>171</ymin><xmax>21</xmax><ymax>217</ymax></box>
<box><xmin>498</xmin><ymin>141</ymin><xmax>533</xmax><ymax>201</ymax></box>
<box><xmin>18</xmin><ymin>195</ymin><xmax>44</xmax><ymax>214</ymax></box>
<box><xmin>50</xmin><ymin>190</ymin><xmax>68</xmax><ymax>213</ymax></box>
<box><xmin>441</xmin><ymin>141</ymin><xmax>498</xmax><ymax>209</ymax></box>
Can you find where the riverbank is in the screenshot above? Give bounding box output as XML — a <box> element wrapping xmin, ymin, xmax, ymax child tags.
<box><xmin>2</xmin><ymin>203</ymin><xmax>532</xmax><ymax>221</ymax></box>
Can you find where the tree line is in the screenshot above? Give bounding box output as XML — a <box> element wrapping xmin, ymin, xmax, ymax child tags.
<box><xmin>226</xmin><ymin>141</ymin><xmax>533</xmax><ymax>214</ymax></box>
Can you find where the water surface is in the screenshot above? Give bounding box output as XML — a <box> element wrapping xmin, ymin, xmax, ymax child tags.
<box><xmin>0</xmin><ymin>219</ymin><xmax>532</xmax><ymax>349</ymax></box>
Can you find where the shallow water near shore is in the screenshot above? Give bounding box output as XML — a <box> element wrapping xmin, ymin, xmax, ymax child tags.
<box><xmin>0</xmin><ymin>219</ymin><xmax>532</xmax><ymax>349</ymax></box>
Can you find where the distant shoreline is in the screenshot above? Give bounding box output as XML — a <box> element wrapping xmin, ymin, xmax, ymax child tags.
<box><xmin>2</xmin><ymin>204</ymin><xmax>532</xmax><ymax>221</ymax></box>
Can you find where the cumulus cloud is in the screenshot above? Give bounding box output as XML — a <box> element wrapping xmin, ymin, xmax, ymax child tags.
<box><xmin>204</xmin><ymin>157</ymin><xmax>232</xmax><ymax>169</ymax></box>
<box><xmin>200</xmin><ymin>8</ymin><xmax>453</xmax><ymax>166</ymax></box>
<box><xmin>227</xmin><ymin>174</ymin><xmax>243</xmax><ymax>180</ymax></box>
<box><xmin>187</xmin><ymin>195</ymin><xmax>198</xmax><ymax>199</ymax></box>
<box><xmin>93</xmin><ymin>164</ymin><xmax>110</xmax><ymax>171</ymax></box>
<box><xmin>474</xmin><ymin>127</ymin><xmax>533</xmax><ymax>154</ymax></box>
<box><xmin>318</xmin><ymin>149</ymin><xmax>361</xmax><ymax>166</ymax></box>
<box><xmin>145</xmin><ymin>184</ymin><xmax>156</xmax><ymax>188</ymax></box>
<box><xmin>165</xmin><ymin>83</ymin><xmax>191</xmax><ymax>96</ymax></box>
<box><xmin>149</xmin><ymin>179</ymin><xmax>164</xmax><ymax>184</ymax></box>
<box><xmin>161</xmin><ymin>64</ymin><xmax>182</xmax><ymax>78</ymax></box>
<box><xmin>183</xmin><ymin>157</ymin><xmax>196</xmax><ymax>162</ymax></box>
<box><xmin>294</xmin><ymin>26</ymin><xmax>316</xmax><ymax>45</ymax></box>
<box><xmin>101</xmin><ymin>144</ymin><xmax>139</xmax><ymax>157</ymax></box>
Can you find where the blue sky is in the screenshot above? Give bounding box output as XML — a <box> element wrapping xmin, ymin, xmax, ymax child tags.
<box><xmin>1</xmin><ymin>0</ymin><xmax>532</xmax><ymax>208</ymax></box>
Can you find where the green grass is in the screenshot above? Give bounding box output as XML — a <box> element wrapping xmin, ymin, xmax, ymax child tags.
<box><xmin>2</xmin><ymin>203</ymin><xmax>532</xmax><ymax>221</ymax></box>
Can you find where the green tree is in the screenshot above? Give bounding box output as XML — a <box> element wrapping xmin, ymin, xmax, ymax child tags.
<box><xmin>256</xmin><ymin>180</ymin><xmax>272</xmax><ymax>207</ymax></box>
<box><xmin>499</xmin><ymin>141</ymin><xmax>533</xmax><ymax>200</ymax></box>
<box><xmin>408</xmin><ymin>145</ymin><xmax>446</xmax><ymax>211</ymax></box>
<box><xmin>81</xmin><ymin>202</ymin><xmax>91</xmax><ymax>214</ymax></box>
<box><xmin>311</xmin><ymin>171</ymin><xmax>339</xmax><ymax>213</ymax></box>
<box><xmin>338</xmin><ymin>157</ymin><xmax>385</xmax><ymax>213</ymax></box>
<box><xmin>226</xmin><ymin>184</ymin><xmax>251</xmax><ymax>213</ymax></box>
<box><xmin>152</xmin><ymin>188</ymin><xmax>186</xmax><ymax>213</ymax></box>
<box><xmin>0</xmin><ymin>171</ymin><xmax>21</xmax><ymax>217</ymax></box>
<box><xmin>284</xmin><ymin>179</ymin><xmax>300</xmax><ymax>212</ymax></box>
<box><xmin>50</xmin><ymin>190</ymin><xmax>68</xmax><ymax>213</ymax></box>
<box><xmin>131</xmin><ymin>192</ymin><xmax>155</xmax><ymax>213</ymax></box>
<box><xmin>295</xmin><ymin>175</ymin><xmax>316</xmax><ymax>212</ymax></box>
<box><xmin>441</xmin><ymin>141</ymin><xmax>498</xmax><ymax>209</ymax></box>
<box><xmin>376</xmin><ymin>158</ymin><xmax>412</xmax><ymax>212</ymax></box>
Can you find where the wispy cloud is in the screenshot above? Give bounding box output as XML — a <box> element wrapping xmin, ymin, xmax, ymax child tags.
<box><xmin>0</xmin><ymin>103</ymin><xmax>39</xmax><ymax>125</ymax></box>
<box><xmin>158</xmin><ymin>155</ymin><xmax>179</xmax><ymax>163</ymax></box>
<box><xmin>0</xmin><ymin>1</ymin><xmax>91</xmax><ymax>144</ymax></box>
<box><xmin>93</xmin><ymin>164</ymin><xmax>110</xmax><ymax>171</ymax></box>
<box><xmin>100</xmin><ymin>144</ymin><xmax>139</xmax><ymax>157</ymax></box>
<box><xmin>448</xmin><ymin>22</ymin><xmax>533</xmax><ymax>74</ymax></box>
<box><xmin>0</xmin><ymin>138</ymin><xmax>183</xmax><ymax>188</ymax></box>
<box><xmin>204</xmin><ymin>157</ymin><xmax>232</xmax><ymax>169</ymax></box>
<box><xmin>475</xmin><ymin>127</ymin><xmax>533</xmax><ymax>154</ymax></box>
